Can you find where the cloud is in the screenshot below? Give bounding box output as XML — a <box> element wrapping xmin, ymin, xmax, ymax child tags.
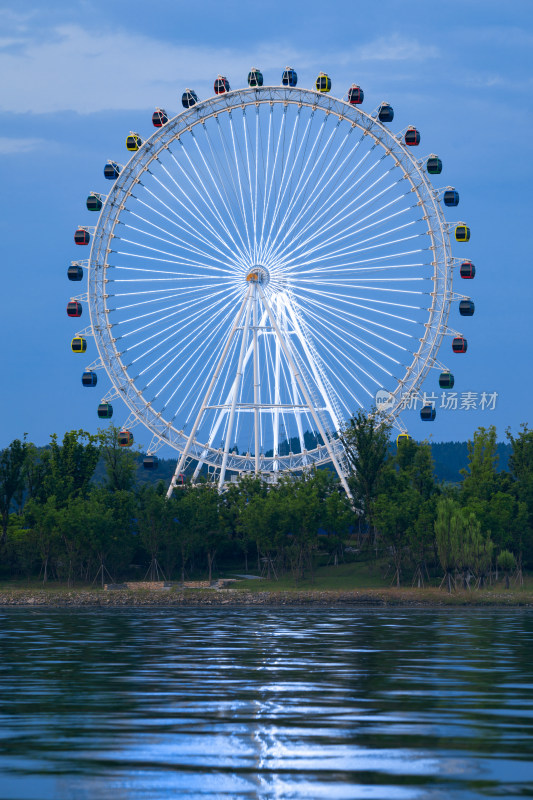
<box><xmin>0</xmin><ymin>20</ymin><xmax>444</xmax><ymax>115</ymax></box>
<box><xmin>0</xmin><ymin>136</ymin><xmax>48</xmax><ymax>154</ymax></box>
<box><xmin>351</xmin><ymin>35</ymin><xmax>440</xmax><ymax>63</ymax></box>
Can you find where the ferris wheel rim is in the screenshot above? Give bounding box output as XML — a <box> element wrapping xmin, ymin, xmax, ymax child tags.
<box><xmin>85</xmin><ymin>85</ymin><xmax>453</xmax><ymax>471</ymax></box>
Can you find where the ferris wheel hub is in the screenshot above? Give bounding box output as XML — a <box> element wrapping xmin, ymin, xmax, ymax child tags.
<box><xmin>246</xmin><ymin>265</ymin><xmax>270</xmax><ymax>285</ymax></box>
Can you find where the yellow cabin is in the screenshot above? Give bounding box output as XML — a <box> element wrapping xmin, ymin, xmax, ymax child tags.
<box><xmin>71</xmin><ymin>337</ymin><xmax>87</xmax><ymax>353</ymax></box>
<box><xmin>316</xmin><ymin>72</ymin><xmax>331</xmax><ymax>93</ymax></box>
<box><xmin>455</xmin><ymin>224</ymin><xmax>470</xmax><ymax>242</ymax></box>
<box><xmin>126</xmin><ymin>132</ymin><xmax>142</xmax><ymax>152</ymax></box>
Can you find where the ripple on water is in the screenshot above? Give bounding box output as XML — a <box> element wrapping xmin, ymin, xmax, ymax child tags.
<box><xmin>0</xmin><ymin>608</ymin><xmax>532</xmax><ymax>799</ymax></box>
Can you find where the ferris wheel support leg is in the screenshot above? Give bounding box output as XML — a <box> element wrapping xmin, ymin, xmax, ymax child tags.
<box><xmin>218</xmin><ymin>289</ymin><xmax>254</xmax><ymax>491</ymax></box>
<box><xmin>258</xmin><ymin>286</ymin><xmax>353</xmax><ymax>500</ymax></box>
<box><xmin>253</xmin><ymin>290</ymin><xmax>261</xmax><ymax>475</ymax></box>
<box><xmin>273</xmin><ymin>297</ymin><xmax>281</xmax><ymax>473</ymax></box>
<box><xmin>166</xmin><ymin>290</ymin><xmax>251</xmax><ymax>499</ymax></box>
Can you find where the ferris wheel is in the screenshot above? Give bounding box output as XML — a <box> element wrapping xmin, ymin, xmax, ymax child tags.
<box><xmin>67</xmin><ymin>67</ymin><xmax>475</xmax><ymax>496</ymax></box>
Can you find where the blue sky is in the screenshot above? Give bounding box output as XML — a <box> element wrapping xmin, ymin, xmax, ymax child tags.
<box><xmin>1</xmin><ymin>0</ymin><xmax>532</xmax><ymax>451</ymax></box>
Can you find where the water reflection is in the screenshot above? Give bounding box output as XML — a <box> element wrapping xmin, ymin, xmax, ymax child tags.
<box><xmin>0</xmin><ymin>609</ymin><xmax>532</xmax><ymax>798</ymax></box>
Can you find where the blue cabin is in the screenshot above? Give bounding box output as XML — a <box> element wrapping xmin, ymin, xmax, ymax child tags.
<box><xmin>82</xmin><ymin>370</ymin><xmax>97</xmax><ymax>387</ymax></box>
<box><xmin>444</xmin><ymin>189</ymin><xmax>460</xmax><ymax>207</ymax></box>
<box><xmin>68</xmin><ymin>265</ymin><xmax>83</xmax><ymax>281</ymax></box>
<box><xmin>104</xmin><ymin>162</ymin><xmax>121</xmax><ymax>180</ymax></box>
<box><xmin>459</xmin><ymin>299</ymin><xmax>475</xmax><ymax>316</ymax></box>
<box><xmin>182</xmin><ymin>90</ymin><xmax>198</xmax><ymax>108</ymax></box>
<box><xmin>282</xmin><ymin>67</ymin><xmax>297</xmax><ymax>87</ymax></box>
<box><xmin>420</xmin><ymin>405</ymin><xmax>436</xmax><ymax>421</ymax></box>
<box><xmin>378</xmin><ymin>102</ymin><xmax>394</xmax><ymax>122</ymax></box>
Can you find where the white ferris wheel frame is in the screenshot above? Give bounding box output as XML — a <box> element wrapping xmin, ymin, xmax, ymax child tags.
<box><xmin>80</xmin><ymin>85</ymin><xmax>456</xmax><ymax>491</ymax></box>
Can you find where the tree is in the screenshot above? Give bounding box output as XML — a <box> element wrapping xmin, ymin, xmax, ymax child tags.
<box><xmin>461</xmin><ymin>426</ymin><xmax>499</xmax><ymax>503</ymax></box>
<box><xmin>341</xmin><ymin>409</ymin><xmax>392</xmax><ymax>537</ymax></box>
<box><xmin>497</xmin><ymin>550</ymin><xmax>516</xmax><ymax>589</ymax></box>
<box><xmin>0</xmin><ymin>439</ymin><xmax>28</xmax><ymax>546</ymax></box>
<box><xmin>434</xmin><ymin>497</ymin><xmax>460</xmax><ymax>593</ymax></box>
<box><xmin>98</xmin><ymin>426</ymin><xmax>137</xmax><ymax>492</ymax></box>
<box><xmin>43</xmin><ymin>430</ymin><xmax>100</xmax><ymax>504</ymax></box>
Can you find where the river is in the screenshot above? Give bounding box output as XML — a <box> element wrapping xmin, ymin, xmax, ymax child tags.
<box><xmin>0</xmin><ymin>608</ymin><xmax>532</xmax><ymax>798</ymax></box>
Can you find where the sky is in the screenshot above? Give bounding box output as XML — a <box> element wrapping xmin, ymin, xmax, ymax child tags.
<box><xmin>0</xmin><ymin>0</ymin><xmax>532</xmax><ymax>453</ymax></box>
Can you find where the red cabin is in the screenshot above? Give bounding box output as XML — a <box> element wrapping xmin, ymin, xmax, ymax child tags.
<box><xmin>347</xmin><ymin>84</ymin><xmax>364</xmax><ymax>104</ymax></box>
<box><xmin>214</xmin><ymin>75</ymin><xmax>230</xmax><ymax>94</ymax></box>
<box><xmin>460</xmin><ymin>260</ymin><xmax>476</xmax><ymax>279</ymax></box>
<box><xmin>152</xmin><ymin>108</ymin><xmax>168</xmax><ymax>127</ymax></box>
<box><xmin>118</xmin><ymin>429</ymin><xmax>134</xmax><ymax>447</ymax></box>
<box><xmin>405</xmin><ymin>126</ymin><xmax>420</xmax><ymax>146</ymax></box>
<box><xmin>67</xmin><ymin>300</ymin><xmax>82</xmax><ymax>318</ymax></box>
<box><xmin>74</xmin><ymin>228</ymin><xmax>90</xmax><ymax>245</ymax></box>
<box><xmin>452</xmin><ymin>336</ymin><xmax>468</xmax><ymax>354</ymax></box>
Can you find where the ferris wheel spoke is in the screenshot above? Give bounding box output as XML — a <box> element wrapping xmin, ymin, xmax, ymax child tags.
<box><xmin>280</xmin><ymin>170</ymin><xmax>403</xmax><ymax>263</ymax></box>
<box><xmin>291</xmin><ymin>184</ymin><xmax>413</xmax><ymax>261</ymax></box>
<box><xmin>298</xmin><ymin>291</ymin><xmax>420</xmax><ymax>341</ymax></box>
<box><xmin>119</xmin><ymin>285</ymin><xmax>232</xmax><ymax>329</ymax></box>
<box><xmin>291</xmin><ymin>252</ymin><xmax>429</xmax><ymax>277</ymax></box>
<box><xmin>241</xmin><ymin>109</ymin><xmax>258</xmax><ymax>256</ymax></box>
<box><xmin>269</xmin><ymin>145</ymin><xmax>382</xmax><ymax>262</ymax></box>
<box><xmin>260</xmin><ymin>108</ymin><xmax>306</xmax><ymax>262</ymax></box>
<box><xmin>293</xmin><ymin>284</ymin><xmax>423</xmax><ymax>325</ymax></box>
<box><xmin>227</xmin><ymin>112</ymin><xmax>253</xmax><ymax>256</ymax></box>
<box><xmin>132</xmin><ymin>191</ymin><xmax>239</xmax><ymax>264</ymax></box>
<box><xmin>267</xmin><ymin>124</ymin><xmax>360</xmax><ymax>261</ymax></box>
<box><xmin>200</xmin><ymin>123</ymin><xmax>250</xmax><ymax>255</ymax></box>
<box><xmin>285</xmin><ymin>236</ymin><xmax>426</xmax><ymax>273</ymax></box>
<box><xmin>263</xmin><ymin>115</ymin><xmax>341</xmax><ymax>262</ymax></box>
<box><xmin>112</xmin><ymin>283</ymin><xmax>222</xmax><ymax>309</ymax></box>
<box><xmin>115</xmin><ymin>232</ymin><xmax>236</xmax><ymax>275</ymax></box>
<box><xmin>153</xmin><ymin>159</ymin><xmax>243</xmax><ymax>260</ymax></box>
<box><xmin>300</xmin><ymin>304</ymin><xmax>402</xmax><ymax>379</ymax></box>
<box><xmin>300</xmin><ymin>322</ymin><xmax>385</xmax><ymax>403</ymax></box>
<box><xmin>263</xmin><ymin>111</ymin><xmax>330</xmax><ymax>261</ymax></box>
<box><xmin>288</xmin><ymin>216</ymin><xmax>420</xmax><ymax>268</ymax></box>
<box><xmin>175</xmin><ymin>134</ymin><xmax>245</xmax><ymax>254</ymax></box>
<box><xmin>259</xmin><ymin>105</ymin><xmax>288</xmax><ymax>261</ymax></box>
<box><xmin>293</xmin><ymin>284</ymin><xmax>423</xmax><ymax>311</ymax></box>
<box><xmin>152</xmin><ymin>300</ymin><xmax>241</xmax><ymax>405</ymax></box>
<box><xmin>124</xmin><ymin>207</ymin><xmax>239</xmax><ymax>268</ymax></box>
<box><xmin>258</xmin><ymin>108</ymin><xmax>312</xmax><ymax>260</ymax></box>
<box><xmin>301</xmin><ymin>301</ymin><xmax>403</xmax><ymax>369</ymax></box>
<box><xmin>126</xmin><ymin>288</ymin><xmax>241</xmax><ymax>362</ymax></box>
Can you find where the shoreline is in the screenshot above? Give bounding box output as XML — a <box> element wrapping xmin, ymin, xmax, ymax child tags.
<box><xmin>0</xmin><ymin>587</ymin><xmax>532</xmax><ymax>608</ymax></box>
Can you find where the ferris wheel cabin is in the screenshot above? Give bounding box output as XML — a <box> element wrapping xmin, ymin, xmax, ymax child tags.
<box><xmin>316</xmin><ymin>72</ymin><xmax>331</xmax><ymax>93</ymax></box>
<box><xmin>248</xmin><ymin>68</ymin><xmax>263</xmax><ymax>87</ymax></box>
<box><xmin>74</xmin><ymin>228</ymin><xmax>90</xmax><ymax>245</ymax></box>
<box><xmin>455</xmin><ymin>224</ymin><xmax>471</xmax><ymax>242</ymax></box>
<box><xmin>118</xmin><ymin>429</ymin><xmax>134</xmax><ymax>448</ymax></box>
<box><xmin>405</xmin><ymin>126</ymin><xmax>420</xmax><ymax>146</ymax></box>
<box><xmin>347</xmin><ymin>84</ymin><xmax>364</xmax><ymax>104</ymax></box>
<box><xmin>126</xmin><ymin>132</ymin><xmax>142</xmax><ymax>151</ymax></box>
<box><xmin>420</xmin><ymin>405</ymin><xmax>436</xmax><ymax>421</ymax></box>
<box><xmin>152</xmin><ymin>108</ymin><xmax>168</xmax><ymax>126</ymax></box>
<box><xmin>378</xmin><ymin>102</ymin><xmax>394</xmax><ymax>122</ymax></box>
<box><xmin>68</xmin><ymin>265</ymin><xmax>83</xmax><ymax>281</ymax></box>
<box><xmin>71</xmin><ymin>337</ymin><xmax>87</xmax><ymax>353</ymax></box>
<box><xmin>104</xmin><ymin>162</ymin><xmax>121</xmax><ymax>180</ymax></box>
<box><xmin>460</xmin><ymin>261</ymin><xmax>476</xmax><ymax>279</ymax></box>
<box><xmin>82</xmin><ymin>370</ymin><xmax>97</xmax><ymax>387</ymax></box>
<box><xmin>282</xmin><ymin>67</ymin><xmax>297</xmax><ymax>87</ymax></box>
<box><xmin>97</xmin><ymin>403</ymin><xmax>113</xmax><ymax>419</ymax></box>
<box><xmin>66</xmin><ymin>300</ymin><xmax>82</xmax><ymax>318</ymax></box>
<box><xmin>439</xmin><ymin>370</ymin><xmax>455</xmax><ymax>389</ymax></box>
<box><xmin>426</xmin><ymin>155</ymin><xmax>442</xmax><ymax>175</ymax></box>
<box><xmin>182</xmin><ymin>90</ymin><xmax>198</xmax><ymax>108</ymax></box>
<box><xmin>459</xmin><ymin>299</ymin><xmax>475</xmax><ymax>316</ymax></box>
<box><xmin>452</xmin><ymin>336</ymin><xmax>468</xmax><ymax>354</ymax></box>
<box><xmin>143</xmin><ymin>455</ymin><xmax>158</xmax><ymax>470</ymax></box>
<box><xmin>396</xmin><ymin>433</ymin><xmax>412</xmax><ymax>446</ymax></box>
<box><xmin>444</xmin><ymin>189</ymin><xmax>460</xmax><ymax>207</ymax></box>
<box><xmin>86</xmin><ymin>193</ymin><xmax>103</xmax><ymax>212</ymax></box>
<box><xmin>214</xmin><ymin>76</ymin><xmax>230</xmax><ymax>94</ymax></box>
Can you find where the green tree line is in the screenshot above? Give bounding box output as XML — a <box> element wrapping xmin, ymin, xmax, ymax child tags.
<box><xmin>1</xmin><ymin>417</ymin><xmax>532</xmax><ymax>590</ymax></box>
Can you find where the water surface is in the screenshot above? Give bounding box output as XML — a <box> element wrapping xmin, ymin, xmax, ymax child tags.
<box><xmin>0</xmin><ymin>608</ymin><xmax>532</xmax><ymax>799</ymax></box>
